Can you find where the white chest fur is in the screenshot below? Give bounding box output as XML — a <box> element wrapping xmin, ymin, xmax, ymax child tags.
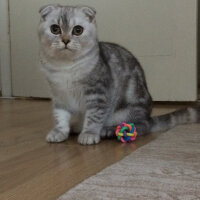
<box><xmin>41</xmin><ymin>58</ymin><xmax>95</xmax><ymax>113</ymax></box>
<box><xmin>49</xmin><ymin>71</ymin><xmax>85</xmax><ymax>113</ymax></box>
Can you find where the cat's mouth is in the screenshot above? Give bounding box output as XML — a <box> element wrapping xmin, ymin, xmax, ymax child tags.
<box><xmin>64</xmin><ymin>45</ymin><xmax>68</xmax><ymax>50</ymax></box>
<box><xmin>63</xmin><ymin>45</ymin><xmax>76</xmax><ymax>52</ymax></box>
<box><xmin>63</xmin><ymin>45</ymin><xmax>72</xmax><ymax>51</ymax></box>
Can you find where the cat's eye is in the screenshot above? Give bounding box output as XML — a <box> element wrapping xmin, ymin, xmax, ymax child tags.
<box><xmin>50</xmin><ymin>24</ymin><xmax>61</xmax><ymax>35</ymax></box>
<box><xmin>72</xmin><ymin>25</ymin><xmax>84</xmax><ymax>36</ymax></box>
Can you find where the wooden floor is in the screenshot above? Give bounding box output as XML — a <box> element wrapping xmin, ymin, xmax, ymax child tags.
<box><xmin>0</xmin><ymin>99</ymin><xmax>190</xmax><ymax>200</ymax></box>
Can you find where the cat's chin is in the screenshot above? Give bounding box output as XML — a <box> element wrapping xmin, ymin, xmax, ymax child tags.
<box><xmin>56</xmin><ymin>49</ymin><xmax>82</xmax><ymax>61</ymax></box>
<box><xmin>42</xmin><ymin>48</ymin><xmax>74</xmax><ymax>61</ymax></box>
<box><xmin>61</xmin><ymin>47</ymin><xmax>74</xmax><ymax>52</ymax></box>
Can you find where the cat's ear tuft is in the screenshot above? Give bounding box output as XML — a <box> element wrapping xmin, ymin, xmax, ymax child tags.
<box><xmin>39</xmin><ymin>4</ymin><xmax>60</xmax><ymax>20</ymax></box>
<box><xmin>80</xmin><ymin>6</ymin><xmax>96</xmax><ymax>22</ymax></box>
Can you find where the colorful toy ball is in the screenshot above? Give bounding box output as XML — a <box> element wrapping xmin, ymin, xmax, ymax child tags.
<box><xmin>115</xmin><ymin>123</ymin><xmax>137</xmax><ymax>143</ymax></box>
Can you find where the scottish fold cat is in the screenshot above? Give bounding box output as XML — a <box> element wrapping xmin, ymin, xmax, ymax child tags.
<box><xmin>38</xmin><ymin>4</ymin><xmax>200</xmax><ymax>145</ymax></box>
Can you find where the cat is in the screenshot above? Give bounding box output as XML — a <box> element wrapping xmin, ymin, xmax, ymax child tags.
<box><xmin>38</xmin><ymin>4</ymin><xmax>200</xmax><ymax>145</ymax></box>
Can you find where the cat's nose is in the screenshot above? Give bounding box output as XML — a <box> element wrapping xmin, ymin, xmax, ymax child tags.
<box><xmin>62</xmin><ymin>38</ymin><xmax>70</xmax><ymax>46</ymax></box>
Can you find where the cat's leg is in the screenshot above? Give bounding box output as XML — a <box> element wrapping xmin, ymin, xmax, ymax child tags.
<box><xmin>78</xmin><ymin>88</ymin><xmax>110</xmax><ymax>145</ymax></box>
<box><xmin>102</xmin><ymin>105</ymin><xmax>151</xmax><ymax>138</ymax></box>
<box><xmin>46</xmin><ymin>107</ymin><xmax>71</xmax><ymax>143</ymax></box>
<box><xmin>127</xmin><ymin>106</ymin><xmax>151</xmax><ymax>136</ymax></box>
<box><xmin>78</xmin><ymin>107</ymin><xmax>107</xmax><ymax>145</ymax></box>
<box><xmin>78</xmin><ymin>80</ymin><xmax>109</xmax><ymax>145</ymax></box>
<box><xmin>101</xmin><ymin>120</ymin><xmax>151</xmax><ymax>138</ymax></box>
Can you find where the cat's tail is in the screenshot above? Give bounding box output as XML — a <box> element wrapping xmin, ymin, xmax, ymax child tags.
<box><xmin>149</xmin><ymin>105</ymin><xmax>200</xmax><ymax>133</ymax></box>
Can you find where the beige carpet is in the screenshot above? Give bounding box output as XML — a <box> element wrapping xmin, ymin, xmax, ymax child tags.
<box><xmin>58</xmin><ymin>124</ymin><xmax>200</xmax><ymax>200</ymax></box>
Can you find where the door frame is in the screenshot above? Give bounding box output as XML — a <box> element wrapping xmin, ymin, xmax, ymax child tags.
<box><xmin>0</xmin><ymin>0</ymin><xmax>12</xmax><ymax>97</ymax></box>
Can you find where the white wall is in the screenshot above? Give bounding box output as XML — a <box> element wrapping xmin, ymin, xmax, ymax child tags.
<box><xmin>0</xmin><ymin>0</ymin><xmax>196</xmax><ymax>100</ymax></box>
<box><xmin>198</xmin><ymin>1</ymin><xmax>200</xmax><ymax>88</ymax></box>
<box><xmin>0</xmin><ymin>59</ymin><xmax>1</xmax><ymax>94</ymax></box>
<box><xmin>9</xmin><ymin>0</ymin><xmax>197</xmax><ymax>101</ymax></box>
<box><xmin>0</xmin><ymin>0</ymin><xmax>12</xmax><ymax>97</ymax></box>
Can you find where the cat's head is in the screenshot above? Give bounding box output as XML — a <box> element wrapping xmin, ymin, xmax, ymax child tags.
<box><xmin>38</xmin><ymin>4</ymin><xmax>97</xmax><ymax>60</ymax></box>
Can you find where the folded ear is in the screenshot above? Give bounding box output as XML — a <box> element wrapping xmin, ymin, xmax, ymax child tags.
<box><xmin>39</xmin><ymin>4</ymin><xmax>60</xmax><ymax>20</ymax></box>
<box><xmin>80</xmin><ymin>6</ymin><xmax>96</xmax><ymax>22</ymax></box>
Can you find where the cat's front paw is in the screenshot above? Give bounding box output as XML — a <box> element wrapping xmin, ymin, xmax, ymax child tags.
<box><xmin>46</xmin><ymin>129</ymin><xmax>69</xmax><ymax>143</ymax></box>
<box><xmin>78</xmin><ymin>132</ymin><xmax>100</xmax><ymax>145</ymax></box>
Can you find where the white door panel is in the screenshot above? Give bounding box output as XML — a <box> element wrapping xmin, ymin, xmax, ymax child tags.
<box><xmin>9</xmin><ymin>0</ymin><xmax>197</xmax><ymax>101</ymax></box>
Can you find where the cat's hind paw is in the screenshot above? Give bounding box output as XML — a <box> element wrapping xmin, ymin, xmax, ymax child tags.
<box><xmin>78</xmin><ymin>132</ymin><xmax>100</xmax><ymax>145</ymax></box>
<box><xmin>101</xmin><ymin>127</ymin><xmax>115</xmax><ymax>138</ymax></box>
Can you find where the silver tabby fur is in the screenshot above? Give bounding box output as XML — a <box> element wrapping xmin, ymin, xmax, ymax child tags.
<box><xmin>38</xmin><ymin>4</ymin><xmax>200</xmax><ymax>145</ymax></box>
